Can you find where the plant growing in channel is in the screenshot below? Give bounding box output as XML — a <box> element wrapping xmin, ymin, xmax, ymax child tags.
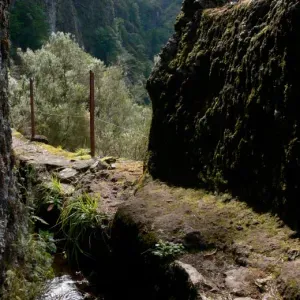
<box><xmin>38</xmin><ymin>230</ymin><xmax>57</xmax><ymax>254</ymax></box>
<box><xmin>151</xmin><ymin>240</ymin><xmax>185</xmax><ymax>260</ymax></box>
<box><xmin>2</xmin><ymin>231</ymin><xmax>54</xmax><ymax>300</ymax></box>
<box><xmin>59</xmin><ymin>193</ymin><xmax>107</xmax><ymax>263</ymax></box>
<box><xmin>39</xmin><ymin>176</ymin><xmax>64</xmax><ymax>212</ymax></box>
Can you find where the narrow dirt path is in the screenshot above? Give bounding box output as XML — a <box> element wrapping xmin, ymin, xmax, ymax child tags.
<box><xmin>12</xmin><ymin>131</ymin><xmax>143</xmax><ymax>217</ymax></box>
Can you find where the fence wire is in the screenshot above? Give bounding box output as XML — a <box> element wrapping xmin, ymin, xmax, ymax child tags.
<box><xmin>39</xmin><ymin>112</ymin><xmax>148</xmax><ymax>138</ymax></box>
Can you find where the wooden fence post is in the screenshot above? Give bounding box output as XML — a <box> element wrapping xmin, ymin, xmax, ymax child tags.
<box><xmin>30</xmin><ymin>78</ymin><xmax>35</xmax><ymax>140</ymax></box>
<box><xmin>90</xmin><ymin>70</ymin><xmax>95</xmax><ymax>157</ymax></box>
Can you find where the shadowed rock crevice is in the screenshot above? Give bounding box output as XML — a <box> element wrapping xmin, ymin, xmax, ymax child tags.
<box><xmin>147</xmin><ymin>0</ymin><xmax>300</xmax><ymax>229</ymax></box>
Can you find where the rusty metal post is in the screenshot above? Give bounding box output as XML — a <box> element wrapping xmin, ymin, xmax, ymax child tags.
<box><xmin>89</xmin><ymin>70</ymin><xmax>95</xmax><ymax>157</ymax></box>
<box><xmin>30</xmin><ymin>78</ymin><xmax>35</xmax><ymax>140</ymax></box>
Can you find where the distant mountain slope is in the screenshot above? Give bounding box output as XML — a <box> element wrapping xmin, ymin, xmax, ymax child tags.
<box><xmin>10</xmin><ymin>0</ymin><xmax>182</xmax><ymax>82</ymax></box>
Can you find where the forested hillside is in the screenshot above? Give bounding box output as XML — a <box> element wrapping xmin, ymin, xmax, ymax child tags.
<box><xmin>10</xmin><ymin>0</ymin><xmax>182</xmax><ymax>85</ymax></box>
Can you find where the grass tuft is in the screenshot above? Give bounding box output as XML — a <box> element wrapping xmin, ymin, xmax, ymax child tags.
<box><xmin>59</xmin><ymin>193</ymin><xmax>107</xmax><ymax>263</ymax></box>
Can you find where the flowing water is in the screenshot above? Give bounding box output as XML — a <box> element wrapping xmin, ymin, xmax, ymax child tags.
<box><xmin>40</xmin><ymin>274</ymin><xmax>108</xmax><ymax>300</ymax></box>
<box><xmin>40</xmin><ymin>275</ymin><xmax>85</xmax><ymax>300</ymax></box>
<box><xmin>39</xmin><ymin>254</ymin><xmax>105</xmax><ymax>300</ymax></box>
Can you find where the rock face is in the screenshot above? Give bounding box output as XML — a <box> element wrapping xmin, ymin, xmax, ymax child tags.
<box><xmin>0</xmin><ymin>0</ymin><xmax>14</xmax><ymax>281</ymax></box>
<box><xmin>147</xmin><ymin>0</ymin><xmax>300</xmax><ymax>227</ymax></box>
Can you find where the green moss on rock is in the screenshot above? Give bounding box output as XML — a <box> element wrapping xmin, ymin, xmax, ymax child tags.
<box><xmin>147</xmin><ymin>0</ymin><xmax>300</xmax><ymax>228</ymax></box>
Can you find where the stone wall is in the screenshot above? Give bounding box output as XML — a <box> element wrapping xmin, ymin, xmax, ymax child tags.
<box><xmin>0</xmin><ymin>0</ymin><xmax>14</xmax><ymax>282</ymax></box>
<box><xmin>147</xmin><ymin>0</ymin><xmax>300</xmax><ymax>228</ymax></box>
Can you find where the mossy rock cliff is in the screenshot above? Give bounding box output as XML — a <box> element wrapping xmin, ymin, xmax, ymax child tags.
<box><xmin>0</xmin><ymin>0</ymin><xmax>17</xmax><ymax>287</ymax></box>
<box><xmin>147</xmin><ymin>0</ymin><xmax>300</xmax><ymax>228</ymax></box>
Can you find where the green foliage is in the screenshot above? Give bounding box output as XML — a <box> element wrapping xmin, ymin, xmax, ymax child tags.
<box><xmin>10</xmin><ymin>0</ymin><xmax>49</xmax><ymax>52</ymax></box>
<box><xmin>2</xmin><ymin>232</ymin><xmax>54</xmax><ymax>300</ymax></box>
<box><xmin>151</xmin><ymin>240</ymin><xmax>185</xmax><ymax>260</ymax></box>
<box><xmin>59</xmin><ymin>193</ymin><xmax>107</xmax><ymax>262</ymax></box>
<box><xmin>2</xmin><ymin>158</ymin><xmax>56</xmax><ymax>300</ymax></box>
<box><xmin>9</xmin><ymin>32</ymin><xmax>151</xmax><ymax>160</ymax></box>
<box><xmin>75</xmin><ymin>148</ymin><xmax>91</xmax><ymax>157</ymax></box>
<box><xmin>94</xmin><ymin>26</ymin><xmax>120</xmax><ymax>63</ymax></box>
<box><xmin>108</xmin><ymin>0</ymin><xmax>182</xmax><ymax>80</ymax></box>
<box><xmin>38</xmin><ymin>176</ymin><xmax>64</xmax><ymax>212</ymax></box>
<box><xmin>39</xmin><ymin>230</ymin><xmax>57</xmax><ymax>253</ymax></box>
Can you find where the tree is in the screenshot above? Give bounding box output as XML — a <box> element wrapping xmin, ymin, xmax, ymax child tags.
<box><xmin>10</xmin><ymin>0</ymin><xmax>49</xmax><ymax>51</ymax></box>
<box><xmin>94</xmin><ymin>26</ymin><xmax>120</xmax><ymax>63</ymax></box>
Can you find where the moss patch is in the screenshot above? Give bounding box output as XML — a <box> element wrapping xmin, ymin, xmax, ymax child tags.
<box><xmin>114</xmin><ymin>179</ymin><xmax>300</xmax><ymax>297</ymax></box>
<box><xmin>34</xmin><ymin>142</ymin><xmax>91</xmax><ymax>160</ymax></box>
